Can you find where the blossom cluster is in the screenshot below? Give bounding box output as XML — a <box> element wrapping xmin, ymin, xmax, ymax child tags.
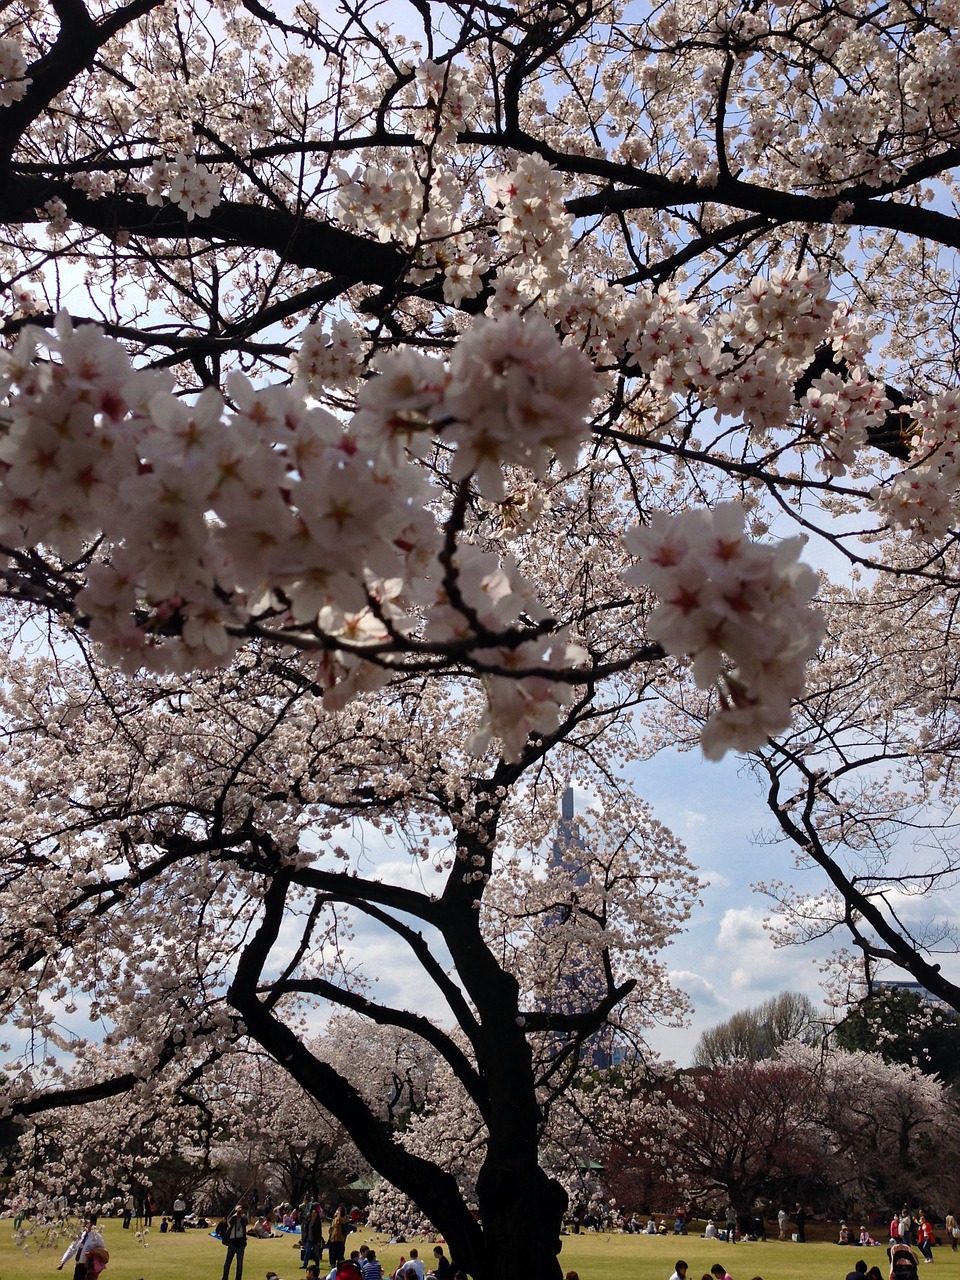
<box><xmin>0</xmin><ymin>293</ymin><xmax>837</xmax><ymax>761</ymax></box>
<box><xmin>335</xmin><ymin>159</ymin><xmax>483</xmax><ymax>304</ymax></box>
<box><xmin>872</xmin><ymin>390</ymin><xmax>960</xmax><ymax>540</ymax></box>
<box><xmin>353</xmin><ymin>309</ymin><xmax>597</xmax><ymax>498</ymax></box>
<box><xmin>0</xmin><ymin>311</ymin><xmax>595</xmax><ymax>759</ymax></box>
<box><xmin>0</xmin><ymin>38</ymin><xmax>30</xmax><ymax>108</ymax></box>
<box><xmin>526</xmin><ymin>262</ymin><xmax>886</xmax><ymax>474</ymax></box>
<box><xmin>336</xmin><ymin>157</ymin><xmax>427</xmax><ymax>247</ymax></box>
<box><xmin>145</xmin><ymin>153</ymin><xmax>222</xmax><ymax>221</ymax></box>
<box><xmin>673</xmin><ymin>270</ymin><xmax>884</xmax><ymax>464</ymax></box>
<box><xmin>623</xmin><ymin>503</ymin><xmax>824</xmax><ymax>758</ymax></box>
<box><xmin>801</xmin><ymin>364</ymin><xmax>891</xmax><ymax>477</ymax></box>
<box><xmin>486</xmin><ymin>155</ymin><xmax>573</xmax><ymax>297</ymax></box>
<box><xmin>290</xmin><ymin>318</ymin><xmax>365</xmax><ymax>396</ymax></box>
<box><xmin>413</xmin><ymin>58</ymin><xmax>476</xmax><ymax>145</ymax></box>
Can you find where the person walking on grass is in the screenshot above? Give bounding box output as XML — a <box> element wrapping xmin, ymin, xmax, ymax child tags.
<box><xmin>221</xmin><ymin>1204</ymin><xmax>249</xmax><ymax>1280</ymax></box>
<box><xmin>945</xmin><ymin>1212</ymin><xmax>958</xmax><ymax>1252</ymax></box>
<box><xmin>58</xmin><ymin>1215</ymin><xmax>104</xmax><ymax>1280</ymax></box>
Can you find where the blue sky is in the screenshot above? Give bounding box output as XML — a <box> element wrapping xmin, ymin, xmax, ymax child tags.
<box><xmin>317</xmin><ymin>749</ymin><xmax>846</xmax><ymax>1070</ymax></box>
<box><xmin>627</xmin><ymin>744</ymin><xmax>960</xmax><ymax>1064</ymax></box>
<box><xmin>625</xmin><ymin>748</ymin><xmax>837</xmax><ymax>1065</ymax></box>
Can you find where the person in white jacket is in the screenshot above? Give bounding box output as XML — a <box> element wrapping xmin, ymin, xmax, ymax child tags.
<box><xmin>58</xmin><ymin>1215</ymin><xmax>105</xmax><ymax>1280</ymax></box>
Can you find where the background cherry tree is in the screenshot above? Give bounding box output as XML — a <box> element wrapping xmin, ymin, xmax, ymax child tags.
<box><xmin>3</xmin><ymin>0</ymin><xmax>960</xmax><ymax>1276</ymax></box>
<box><xmin>601</xmin><ymin>1042</ymin><xmax>960</xmax><ymax>1219</ymax></box>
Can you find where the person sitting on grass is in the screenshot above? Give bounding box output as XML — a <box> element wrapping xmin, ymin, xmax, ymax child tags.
<box><xmin>670</xmin><ymin>1260</ymin><xmax>688</xmax><ymax>1280</ymax></box>
<box><xmin>712</xmin><ymin>1263</ymin><xmax>733</xmax><ymax>1280</ymax></box>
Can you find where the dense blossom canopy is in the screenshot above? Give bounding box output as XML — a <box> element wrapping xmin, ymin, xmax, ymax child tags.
<box><xmin>2</xmin><ymin>0</ymin><xmax>960</xmax><ymax>1276</ymax></box>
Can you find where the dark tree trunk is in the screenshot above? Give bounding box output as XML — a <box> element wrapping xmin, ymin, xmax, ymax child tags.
<box><xmin>474</xmin><ymin>1151</ymin><xmax>567</xmax><ymax>1280</ymax></box>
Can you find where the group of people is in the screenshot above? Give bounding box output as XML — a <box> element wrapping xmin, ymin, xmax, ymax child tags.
<box><xmin>267</xmin><ymin>1243</ymin><xmax>462</xmax><ymax>1280</ymax></box>
<box><xmin>216</xmin><ymin>1198</ymin><xmax>460</xmax><ymax>1280</ymax></box>
<box><xmin>696</xmin><ymin>1207</ymin><xmax>787</xmax><ymax>1244</ymax></box>
<box><xmin>838</xmin><ymin>1225</ymin><xmax>882</xmax><ymax>1247</ymax></box>
<box><xmin>633</xmin><ymin>1205</ymin><xmax>807</xmax><ymax>1244</ymax></box>
<box><xmin>887</xmin><ymin>1208</ymin><xmax>947</xmax><ymax>1263</ymax></box>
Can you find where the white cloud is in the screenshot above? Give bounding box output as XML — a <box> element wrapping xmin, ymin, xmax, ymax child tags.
<box><xmin>715</xmin><ymin>905</ymin><xmax>812</xmax><ymax>994</ymax></box>
<box><xmin>668</xmin><ymin>968</ymin><xmax>721</xmax><ymax>1009</ymax></box>
<box><xmin>698</xmin><ymin>868</ymin><xmax>732</xmax><ymax>891</ymax></box>
<box><xmin>643</xmin><ymin>903</ymin><xmax>834</xmax><ymax>1064</ymax></box>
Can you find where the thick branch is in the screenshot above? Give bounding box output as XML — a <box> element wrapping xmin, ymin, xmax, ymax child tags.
<box><xmin>521</xmin><ymin>976</ymin><xmax>637</xmax><ymax>1033</ymax></box>
<box><xmin>2</xmin><ymin>1034</ymin><xmax>185</xmax><ymax>1120</ymax></box>
<box><xmin>4</xmin><ymin>178</ymin><xmax>408</xmax><ymax>288</ymax></box>
<box><xmin>229</xmin><ymin>873</ymin><xmax>485</xmax><ymax>1271</ymax></box>
<box><xmin>0</xmin><ymin>0</ymin><xmax>167</xmax><ymax>171</ymax></box>
<box><xmin>275</xmin><ymin>975</ymin><xmax>486</xmax><ymax>1114</ymax></box>
<box><xmin>289</xmin><ymin>865</ymin><xmax>444</xmax><ymax>926</ymax></box>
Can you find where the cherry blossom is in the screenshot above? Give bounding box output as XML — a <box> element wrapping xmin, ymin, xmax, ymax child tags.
<box><xmin>623</xmin><ymin>503</ymin><xmax>824</xmax><ymax>758</ymax></box>
<box><xmin>3</xmin><ymin>0</ymin><xmax>960</xmax><ymax>1274</ymax></box>
<box><xmin>0</xmin><ymin>37</ymin><xmax>30</xmax><ymax>107</ymax></box>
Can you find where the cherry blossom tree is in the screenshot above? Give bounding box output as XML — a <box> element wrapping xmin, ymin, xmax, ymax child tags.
<box><xmin>604</xmin><ymin>1045</ymin><xmax>960</xmax><ymax>1219</ymax></box>
<box><xmin>3</xmin><ymin>0</ymin><xmax>960</xmax><ymax>1275</ymax></box>
<box><xmin>0</xmin><ymin>635</ymin><xmax>698</xmax><ymax>1278</ymax></box>
<box><xmin>608</xmin><ymin>1056</ymin><xmax>824</xmax><ymax>1214</ymax></box>
<box><xmin>778</xmin><ymin>1041</ymin><xmax>960</xmax><ymax>1213</ymax></box>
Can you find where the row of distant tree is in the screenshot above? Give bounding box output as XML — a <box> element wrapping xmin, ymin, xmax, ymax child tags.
<box><xmin>694</xmin><ymin>988</ymin><xmax>960</xmax><ymax>1085</ymax></box>
<box><xmin>11</xmin><ymin>988</ymin><xmax>954</xmax><ymax>1234</ymax></box>
<box><xmin>598</xmin><ymin>989</ymin><xmax>960</xmax><ymax>1221</ymax></box>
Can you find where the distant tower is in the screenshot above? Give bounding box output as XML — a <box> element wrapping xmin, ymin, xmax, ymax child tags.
<box><xmin>543</xmin><ymin>784</ymin><xmax>615</xmax><ymax>1070</ymax></box>
<box><xmin>550</xmin><ymin>783</ymin><xmax>589</xmax><ymax>888</ymax></box>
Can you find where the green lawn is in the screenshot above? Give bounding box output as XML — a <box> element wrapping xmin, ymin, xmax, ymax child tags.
<box><xmin>0</xmin><ymin>1220</ymin><xmax>948</xmax><ymax>1280</ymax></box>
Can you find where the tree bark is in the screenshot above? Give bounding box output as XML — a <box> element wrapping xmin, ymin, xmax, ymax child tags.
<box><xmin>475</xmin><ymin>1144</ymin><xmax>568</xmax><ymax>1280</ymax></box>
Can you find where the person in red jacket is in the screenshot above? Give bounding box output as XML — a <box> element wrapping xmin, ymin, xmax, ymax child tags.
<box><xmin>918</xmin><ymin>1213</ymin><xmax>935</xmax><ymax>1263</ymax></box>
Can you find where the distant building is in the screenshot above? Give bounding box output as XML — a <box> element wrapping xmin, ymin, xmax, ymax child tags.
<box><xmin>542</xmin><ymin>785</ymin><xmax>618</xmax><ymax>1070</ymax></box>
<box><xmin>872</xmin><ymin>979</ymin><xmax>951</xmax><ymax>1009</ymax></box>
<box><xmin>550</xmin><ymin>784</ymin><xmax>589</xmax><ymax>886</ymax></box>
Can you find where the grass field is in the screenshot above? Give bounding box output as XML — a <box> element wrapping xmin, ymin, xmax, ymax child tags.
<box><xmin>0</xmin><ymin>1220</ymin><xmax>949</xmax><ymax>1280</ymax></box>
